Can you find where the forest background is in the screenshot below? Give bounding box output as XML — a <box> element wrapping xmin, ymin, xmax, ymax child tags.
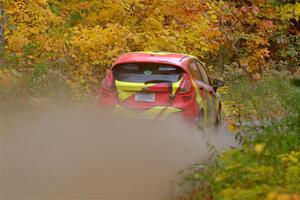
<box><xmin>0</xmin><ymin>1</ymin><xmax>300</xmax><ymax>199</ymax></box>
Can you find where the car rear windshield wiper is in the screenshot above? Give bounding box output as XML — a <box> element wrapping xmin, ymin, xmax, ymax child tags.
<box><xmin>145</xmin><ymin>80</ymin><xmax>172</xmax><ymax>84</ymax></box>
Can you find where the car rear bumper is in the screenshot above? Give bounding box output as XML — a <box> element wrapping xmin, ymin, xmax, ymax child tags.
<box><xmin>102</xmin><ymin>100</ymin><xmax>198</xmax><ymax>121</ymax></box>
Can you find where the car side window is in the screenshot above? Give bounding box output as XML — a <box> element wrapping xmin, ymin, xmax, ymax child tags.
<box><xmin>196</xmin><ymin>61</ymin><xmax>210</xmax><ymax>85</ymax></box>
<box><xmin>188</xmin><ymin>61</ymin><xmax>203</xmax><ymax>82</ymax></box>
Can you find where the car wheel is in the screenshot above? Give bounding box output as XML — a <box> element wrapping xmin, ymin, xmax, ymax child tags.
<box><xmin>215</xmin><ymin>104</ymin><xmax>222</xmax><ymax>127</ymax></box>
<box><xmin>198</xmin><ymin>109</ymin><xmax>205</xmax><ymax>129</ymax></box>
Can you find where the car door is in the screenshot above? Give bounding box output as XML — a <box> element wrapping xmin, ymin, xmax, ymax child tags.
<box><xmin>195</xmin><ymin>60</ymin><xmax>220</xmax><ymax>126</ymax></box>
<box><xmin>188</xmin><ymin>60</ymin><xmax>211</xmax><ymax>126</ymax></box>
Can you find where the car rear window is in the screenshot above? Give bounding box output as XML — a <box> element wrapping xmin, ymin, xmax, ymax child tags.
<box><xmin>113</xmin><ymin>63</ymin><xmax>183</xmax><ymax>83</ymax></box>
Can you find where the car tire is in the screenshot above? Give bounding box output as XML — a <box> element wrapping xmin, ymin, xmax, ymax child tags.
<box><xmin>215</xmin><ymin>104</ymin><xmax>222</xmax><ymax>127</ymax></box>
<box><xmin>198</xmin><ymin>109</ymin><xmax>205</xmax><ymax>129</ymax></box>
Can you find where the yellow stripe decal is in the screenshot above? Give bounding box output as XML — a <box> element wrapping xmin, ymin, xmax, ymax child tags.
<box><xmin>113</xmin><ymin>105</ymin><xmax>136</xmax><ymax>117</ymax></box>
<box><xmin>172</xmin><ymin>78</ymin><xmax>183</xmax><ymax>96</ymax></box>
<box><xmin>115</xmin><ymin>78</ymin><xmax>183</xmax><ymax>102</ymax></box>
<box><xmin>161</xmin><ymin>107</ymin><xmax>182</xmax><ymax>119</ymax></box>
<box><xmin>115</xmin><ymin>80</ymin><xmax>155</xmax><ymax>101</ymax></box>
<box><xmin>191</xmin><ymin>80</ymin><xmax>208</xmax><ymax>127</ymax></box>
<box><xmin>143</xmin><ymin>106</ymin><xmax>165</xmax><ymax>119</ymax></box>
<box><xmin>191</xmin><ymin>80</ymin><xmax>203</xmax><ymax>107</ymax></box>
<box><xmin>113</xmin><ymin>105</ymin><xmax>182</xmax><ymax>119</ymax></box>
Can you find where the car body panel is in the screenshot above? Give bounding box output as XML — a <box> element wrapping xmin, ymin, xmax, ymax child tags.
<box><xmin>99</xmin><ymin>52</ymin><xmax>222</xmax><ymax>126</ymax></box>
<box><xmin>113</xmin><ymin>52</ymin><xmax>191</xmax><ymax>72</ymax></box>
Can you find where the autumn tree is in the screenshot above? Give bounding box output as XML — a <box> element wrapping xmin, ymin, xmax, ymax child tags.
<box><xmin>1</xmin><ymin>0</ymin><xmax>299</xmax><ymax>97</ymax></box>
<box><xmin>0</xmin><ymin>0</ymin><xmax>4</xmax><ymax>47</ymax></box>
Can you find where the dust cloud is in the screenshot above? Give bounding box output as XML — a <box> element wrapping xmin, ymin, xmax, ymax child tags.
<box><xmin>0</xmin><ymin>107</ymin><xmax>236</xmax><ymax>200</ymax></box>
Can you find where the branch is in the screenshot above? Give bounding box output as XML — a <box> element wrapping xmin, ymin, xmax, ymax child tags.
<box><xmin>0</xmin><ymin>0</ymin><xmax>4</xmax><ymax>47</ymax></box>
<box><xmin>120</xmin><ymin>1</ymin><xmax>136</xmax><ymax>25</ymax></box>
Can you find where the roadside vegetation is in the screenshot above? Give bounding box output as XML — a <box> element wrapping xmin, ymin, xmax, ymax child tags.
<box><xmin>0</xmin><ymin>0</ymin><xmax>300</xmax><ymax>199</ymax></box>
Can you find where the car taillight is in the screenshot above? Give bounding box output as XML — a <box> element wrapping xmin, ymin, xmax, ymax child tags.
<box><xmin>180</xmin><ymin>80</ymin><xmax>191</xmax><ymax>94</ymax></box>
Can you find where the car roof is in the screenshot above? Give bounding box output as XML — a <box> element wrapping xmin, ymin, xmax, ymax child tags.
<box><xmin>112</xmin><ymin>52</ymin><xmax>197</xmax><ymax>71</ymax></box>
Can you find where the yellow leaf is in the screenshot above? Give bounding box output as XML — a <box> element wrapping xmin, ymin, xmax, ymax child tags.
<box><xmin>276</xmin><ymin>194</ymin><xmax>291</xmax><ymax>200</ymax></box>
<box><xmin>227</xmin><ymin>123</ymin><xmax>238</xmax><ymax>133</ymax></box>
<box><xmin>254</xmin><ymin>143</ymin><xmax>265</xmax><ymax>155</ymax></box>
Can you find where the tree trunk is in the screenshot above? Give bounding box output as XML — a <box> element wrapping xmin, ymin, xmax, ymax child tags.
<box><xmin>0</xmin><ymin>0</ymin><xmax>4</xmax><ymax>47</ymax></box>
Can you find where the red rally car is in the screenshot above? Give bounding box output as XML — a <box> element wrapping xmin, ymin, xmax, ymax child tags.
<box><xmin>99</xmin><ymin>52</ymin><xmax>224</xmax><ymax>126</ymax></box>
